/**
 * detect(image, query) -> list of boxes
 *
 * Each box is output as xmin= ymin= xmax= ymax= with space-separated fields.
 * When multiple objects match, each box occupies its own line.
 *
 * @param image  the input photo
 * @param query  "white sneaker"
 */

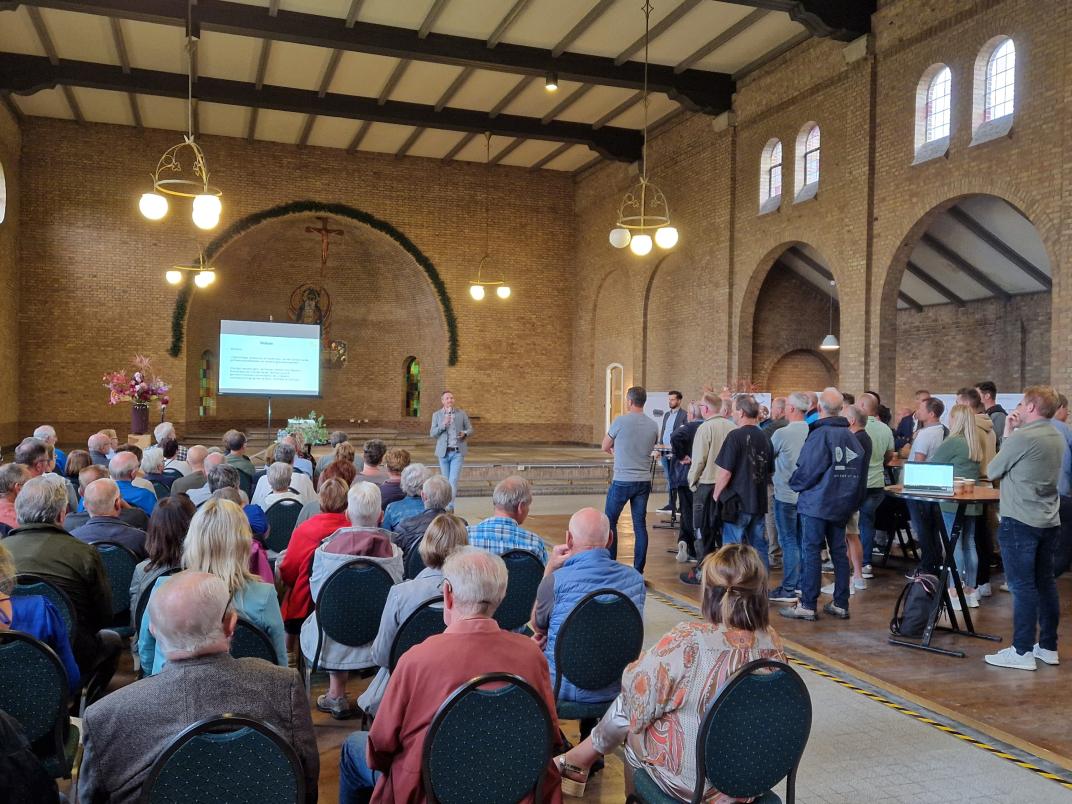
xmin=862 ymin=564 xmax=874 ymax=580
xmin=852 ymin=577 xmax=868 ymax=591
xmin=985 ymin=646 xmax=1037 ymax=671
xmin=965 ymin=590 xmax=980 ymax=608
xmin=977 ymin=583 xmax=992 ymax=598
xmin=821 ymin=582 xmax=855 ymax=596
xmin=1033 ymin=644 xmax=1060 ymax=666
xmin=675 ymin=543 xmax=689 ymax=563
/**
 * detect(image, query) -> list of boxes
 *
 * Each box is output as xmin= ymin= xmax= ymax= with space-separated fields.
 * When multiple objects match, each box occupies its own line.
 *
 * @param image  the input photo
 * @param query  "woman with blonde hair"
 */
xmin=555 ymin=544 xmax=785 ymax=800
xmin=929 ymin=403 xmax=983 ymax=608
xmin=137 ymin=498 xmax=287 ymax=674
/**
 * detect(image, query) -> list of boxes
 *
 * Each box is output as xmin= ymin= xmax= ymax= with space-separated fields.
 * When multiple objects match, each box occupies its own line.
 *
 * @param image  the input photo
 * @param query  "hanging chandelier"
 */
xmin=139 ymin=1 xmax=222 ymax=231
xmin=166 ymin=251 xmax=217 ymax=288
xmin=608 ymin=1 xmax=678 ymax=256
xmin=470 ymin=132 xmax=512 ymax=301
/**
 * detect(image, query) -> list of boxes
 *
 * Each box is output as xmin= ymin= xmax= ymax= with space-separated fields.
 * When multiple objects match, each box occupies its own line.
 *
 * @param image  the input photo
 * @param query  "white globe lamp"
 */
xmin=139 ymin=192 xmax=168 ymax=220
xmin=629 ymin=234 xmax=653 ymax=256
xmin=469 ymin=284 xmax=486 ymax=301
xmin=655 ymin=226 xmax=679 ymax=249
xmin=609 ymin=227 xmax=631 ymax=249
xmin=496 ymin=285 xmax=511 ymax=299
xmin=165 ymin=270 xmax=183 ymax=285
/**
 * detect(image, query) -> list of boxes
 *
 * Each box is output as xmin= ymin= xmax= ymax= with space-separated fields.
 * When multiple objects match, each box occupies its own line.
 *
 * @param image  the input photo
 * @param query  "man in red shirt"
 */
xmin=338 ymin=546 xmax=562 ymax=803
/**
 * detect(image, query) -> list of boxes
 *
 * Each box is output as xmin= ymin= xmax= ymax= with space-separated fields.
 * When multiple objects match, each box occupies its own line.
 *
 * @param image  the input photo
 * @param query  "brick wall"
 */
xmin=0 ymin=105 xmax=18 ymax=446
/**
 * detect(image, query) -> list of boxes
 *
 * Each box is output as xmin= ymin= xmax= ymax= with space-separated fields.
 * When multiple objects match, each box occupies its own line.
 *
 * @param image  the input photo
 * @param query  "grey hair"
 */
xmin=141 ymin=447 xmax=165 ymax=474
xmin=33 ymin=425 xmax=56 ymax=443
xmin=88 ymin=432 xmax=111 ymax=453
xmin=208 ymin=463 xmax=240 ymax=492
xmin=0 ymin=463 xmax=29 ymax=496
xmin=14 ymin=474 xmax=69 ymax=524
xmin=347 ymin=481 xmax=382 ymax=526
xmin=492 ymin=475 xmax=532 ymax=515
xmin=109 ymin=451 xmax=140 ymax=481
xmin=329 ymin=430 xmax=349 ymax=447
xmin=14 ymin=437 xmax=48 ymax=468
xmin=267 ymin=462 xmax=293 ymax=493
xmin=400 ymin=463 xmax=431 ymax=497
xmin=819 ymin=387 xmax=844 ymax=416
xmin=421 ymin=474 xmax=453 ymax=510
xmin=154 ymin=422 xmax=177 ymax=444
xmin=443 ymin=546 xmax=508 ymax=616
xmin=843 ymin=404 xmax=867 ymax=427
xmin=787 ymin=392 xmax=811 ymax=414
xmin=273 ymin=442 xmax=297 ymax=464
xmin=150 ymin=572 xmax=232 ymax=657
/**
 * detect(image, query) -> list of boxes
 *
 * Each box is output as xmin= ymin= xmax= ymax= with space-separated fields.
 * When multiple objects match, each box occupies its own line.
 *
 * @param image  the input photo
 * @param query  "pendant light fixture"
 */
xmin=139 ymin=0 xmax=222 ymax=230
xmin=469 ymin=133 xmax=512 ymax=301
xmin=608 ymin=1 xmax=678 ymax=255
xmin=167 ymin=251 xmax=217 ymax=288
xmin=820 ymin=281 xmax=839 ymax=350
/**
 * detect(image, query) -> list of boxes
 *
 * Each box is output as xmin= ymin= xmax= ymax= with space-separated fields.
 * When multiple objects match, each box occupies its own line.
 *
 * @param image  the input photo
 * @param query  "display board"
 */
xmin=931 ymin=393 xmax=1023 ymax=426
xmin=218 ymin=319 xmax=321 ymax=397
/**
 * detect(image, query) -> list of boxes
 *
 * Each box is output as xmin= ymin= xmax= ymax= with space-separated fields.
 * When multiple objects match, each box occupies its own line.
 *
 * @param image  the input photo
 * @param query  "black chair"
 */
xmin=152 ymin=481 xmax=172 ymax=499
xmin=139 ymin=714 xmax=306 ymax=804
xmin=264 ymin=499 xmax=303 ymax=553
xmin=93 ymin=541 xmax=140 ymax=636
xmin=162 ymin=468 xmax=184 ymax=479
xmin=422 ymin=673 xmax=554 ymax=804
xmin=13 ymin=575 xmax=75 ymax=637
xmin=308 ymin=559 xmax=394 ymax=677
xmin=0 ymin=631 xmax=78 ymax=779
xmin=404 ymin=544 xmax=427 ymax=580
xmin=237 ymin=470 xmax=254 ymax=499
xmin=388 ymin=596 xmax=446 ymax=672
xmin=628 ymin=659 xmax=812 ymax=804
xmin=231 ymin=618 xmax=278 ymax=664
xmin=553 ymin=589 xmax=644 ymax=722
xmin=493 ymin=550 xmax=544 ymax=632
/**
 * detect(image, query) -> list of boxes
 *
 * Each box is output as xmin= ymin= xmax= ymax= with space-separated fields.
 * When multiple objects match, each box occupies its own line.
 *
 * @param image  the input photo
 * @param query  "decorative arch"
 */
xmin=169 ymin=200 xmax=459 ymax=364
xmin=640 ymin=253 xmax=674 ymax=384
xmin=766 ymin=349 xmax=837 ymax=396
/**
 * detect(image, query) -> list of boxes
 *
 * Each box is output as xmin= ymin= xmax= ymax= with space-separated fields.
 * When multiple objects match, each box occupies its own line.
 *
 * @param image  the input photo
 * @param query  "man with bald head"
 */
xmin=71 ymin=478 xmax=148 ymax=559
xmin=65 ymin=465 xmax=150 ymax=532
xmin=77 ymin=571 xmax=319 ymax=804
xmin=169 ymin=445 xmax=209 ymax=498
xmin=531 ymin=507 xmax=646 ymax=732
xmin=108 ymin=452 xmax=156 ymax=516
xmin=87 ymin=432 xmax=112 ymax=466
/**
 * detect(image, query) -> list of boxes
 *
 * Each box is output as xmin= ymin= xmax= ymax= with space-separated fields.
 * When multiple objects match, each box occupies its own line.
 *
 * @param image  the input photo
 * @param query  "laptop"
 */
xmin=902 ymin=462 xmax=955 ymax=496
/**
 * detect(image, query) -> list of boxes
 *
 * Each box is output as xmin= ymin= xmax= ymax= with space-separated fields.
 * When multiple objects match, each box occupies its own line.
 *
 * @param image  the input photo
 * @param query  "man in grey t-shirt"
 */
xmin=602 ymin=386 xmax=659 ymax=572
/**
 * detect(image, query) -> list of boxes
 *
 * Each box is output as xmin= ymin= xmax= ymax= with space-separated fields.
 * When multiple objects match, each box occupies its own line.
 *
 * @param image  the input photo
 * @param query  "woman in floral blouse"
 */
xmin=556 ymin=543 xmax=785 ymax=801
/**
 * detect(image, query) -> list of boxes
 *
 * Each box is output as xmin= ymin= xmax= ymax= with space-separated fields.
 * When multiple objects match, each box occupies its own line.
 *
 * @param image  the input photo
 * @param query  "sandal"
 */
xmin=555 ymin=755 xmax=589 ymax=797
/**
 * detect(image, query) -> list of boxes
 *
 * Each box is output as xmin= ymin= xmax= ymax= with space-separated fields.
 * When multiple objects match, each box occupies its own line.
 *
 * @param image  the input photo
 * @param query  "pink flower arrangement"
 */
xmin=103 ymin=354 xmax=170 ymax=408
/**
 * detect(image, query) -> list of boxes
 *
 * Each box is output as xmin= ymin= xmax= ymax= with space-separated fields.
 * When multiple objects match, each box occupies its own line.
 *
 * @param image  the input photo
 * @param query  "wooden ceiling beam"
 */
xmin=920 ymin=233 xmax=1012 ymax=302
xmin=905 ymin=260 xmax=965 ymax=308
xmin=486 ymin=0 xmax=532 ymax=49
xmin=528 ymin=141 xmax=572 ymax=171
xmin=675 ymin=8 xmax=768 ymax=73
xmin=898 ymin=291 xmax=924 ymax=312
xmin=708 ymin=0 xmax=873 ymax=41
xmin=551 ymin=0 xmax=616 ymax=59
xmin=947 ymin=206 xmax=1052 ymax=291
xmin=616 ymin=0 xmax=702 ymax=65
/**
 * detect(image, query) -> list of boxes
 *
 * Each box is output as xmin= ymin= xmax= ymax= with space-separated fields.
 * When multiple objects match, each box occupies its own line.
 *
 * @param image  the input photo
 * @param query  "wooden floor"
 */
xmin=526 ymin=509 xmax=1072 ymax=772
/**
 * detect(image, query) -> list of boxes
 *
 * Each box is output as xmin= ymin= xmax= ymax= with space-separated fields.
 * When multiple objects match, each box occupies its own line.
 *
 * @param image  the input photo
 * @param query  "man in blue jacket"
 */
xmin=779 ymin=388 xmax=867 ymax=622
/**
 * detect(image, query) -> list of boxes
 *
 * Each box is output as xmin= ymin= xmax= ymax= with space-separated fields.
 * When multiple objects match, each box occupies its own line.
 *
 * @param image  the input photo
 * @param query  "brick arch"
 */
xmin=766 ymin=349 xmax=838 ymax=397
xmin=640 ymin=253 xmax=675 ymax=385
xmin=590 ymin=266 xmax=637 ymax=438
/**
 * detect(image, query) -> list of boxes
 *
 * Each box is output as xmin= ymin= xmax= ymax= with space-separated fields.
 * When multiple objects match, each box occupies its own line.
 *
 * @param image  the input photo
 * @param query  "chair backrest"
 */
xmin=311 ymin=559 xmax=394 ymax=671
xmin=422 ymin=673 xmax=553 ymax=804
xmin=230 ymin=618 xmax=278 ymax=664
xmin=94 ymin=541 xmax=141 ymax=618
xmin=264 ymin=500 xmax=303 ymax=553
xmin=0 ymin=631 xmax=70 ymax=768
xmin=139 ymin=714 xmax=305 ymax=804
xmin=553 ymin=588 xmax=644 ymax=700
xmin=493 ymin=550 xmax=544 ymax=632
xmin=153 ymin=481 xmax=172 ymax=499
xmin=13 ymin=575 xmax=75 ymax=636
xmin=404 ymin=543 xmax=427 ymax=580
xmin=388 ymin=596 xmax=445 ymax=672
xmin=134 ymin=566 xmax=181 ymax=635
xmin=162 ymin=468 xmax=184 ymax=478
xmin=237 ymin=471 xmax=254 ymax=499
xmin=694 ymin=659 xmax=811 ymax=803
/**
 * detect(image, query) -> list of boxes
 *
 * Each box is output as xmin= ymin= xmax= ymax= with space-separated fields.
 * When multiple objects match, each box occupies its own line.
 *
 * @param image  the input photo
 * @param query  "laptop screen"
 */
xmin=903 ymin=462 xmax=954 ymax=490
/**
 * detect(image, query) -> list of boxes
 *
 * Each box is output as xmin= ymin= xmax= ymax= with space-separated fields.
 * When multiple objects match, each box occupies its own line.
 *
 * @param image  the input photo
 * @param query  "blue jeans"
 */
xmin=800 ymin=515 xmax=849 ymax=611
xmin=941 ymin=510 xmax=978 ymax=589
xmin=721 ymin=512 xmax=769 ymax=570
xmin=438 ymin=450 xmax=464 ymax=508
xmin=339 ymin=732 xmax=382 ymax=804
xmin=858 ymin=488 xmax=885 ymax=567
xmin=774 ymin=499 xmax=801 ymax=592
xmin=998 ymin=517 xmax=1060 ymax=654
xmin=605 ymin=480 xmax=652 ymax=572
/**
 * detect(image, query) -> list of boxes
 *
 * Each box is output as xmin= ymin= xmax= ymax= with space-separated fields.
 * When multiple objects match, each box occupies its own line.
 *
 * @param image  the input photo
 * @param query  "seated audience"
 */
xmin=71 ymin=478 xmax=149 ymax=560
xmin=556 ymin=544 xmax=785 ymax=799
xmin=379 ymin=448 xmax=411 ymax=510
xmin=315 ymin=431 xmax=359 ymax=483
xmin=62 ymin=448 xmax=92 ymax=506
xmin=211 ymin=487 xmax=274 ymax=584
xmin=138 ymin=498 xmax=287 ymax=674
xmin=129 ymin=495 xmax=195 ymax=624
xmin=300 ymin=482 xmax=402 ymax=719
xmin=357 ymin=513 xmax=468 ymax=718
xmin=67 ymin=465 xmax=150 ymax=531
xmin=282 ymin=433 xmax=314 ymax=477
xmin=0 ymin=708 xmax=62 ymax=804
xmin=15 ymin=437 xmax=53 ymax=480
xmin=109 ymin=452 xmax=157 ymax=516
xmin=392 ymin=475 xmax=456 ymax=557
xmin=205 ymin=463 xmax=263 ymax=533
xmin=4 ymin=474 xmax=120 ymax=689
xmin=153 ymin=421 xmax=187 ymax=461
xmin=141 ymin=447 xmax=174 ymax=492
xmin=467 ymin=475 xmax=549 ymax=564
xmin=338 ymin=547 xmax=560 ymax=803
xmin=87 ymin=432 xmax=111 ymax=466
xmin=161 ymin=437 xmax=191 ymax=476
xmin=279 ymin=478 xmax=352 ymax=655
xmin=383 ymin=463 xmax=431 ymax=531
xmin=78 ymin=571 xmax=318 ymax=804
xmin=261 ymin=462 xmax=304 ymax=510
xmin=185 ymin=452 xmax=225 ymax=506
xmin=116 ymin=444 xmax=158 ymax=497
xmin=532 ymin=508 xmax=645 ymax=729
xmin=223 ymin=429 xmax=256 ymax=481
xmin=296 ymin=456 xmax=357 ymax=527
xmin=357 ymin=439 xmax=388 ymax=486
xmin=0 ymin=463 xmax=29 ymax=530
xmin=33 ymin=424 xmax=66 ymax=475
xmin=252 ymin=443 xmax=316 ymax=506
xmin=169 ymin=445 xmax=208 ymax=496
xmin=0 ymin=542 xmax=80 ymax=693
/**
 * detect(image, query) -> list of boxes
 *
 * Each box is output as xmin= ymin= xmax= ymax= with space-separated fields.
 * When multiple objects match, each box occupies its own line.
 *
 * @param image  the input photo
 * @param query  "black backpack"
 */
xmin=890 ymin=571 xmax=939 ymax=637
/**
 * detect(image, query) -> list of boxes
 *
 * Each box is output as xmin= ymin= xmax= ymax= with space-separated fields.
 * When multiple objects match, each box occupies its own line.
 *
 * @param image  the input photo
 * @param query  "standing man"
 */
xmin=976 ymin=381 xmax=1008 ymax=449
xmin=683 ymin=393 xmax=736 ymax=583
xmin=769 ymin=392 xmax=810 ymax=603
xmin=909 ymin=397 xmax=946 ymax=462
xmin=670 ymin=402 xmax=703 ymax=562
xmin=983 ymin=387 xmax=1065 ymax=670
xmin=1050 ymin=394 xmax=1072 ymax=577
xmin=895 ymin=390 xmax=931 ymax=452
xmin=761 ymin=398 xmax=788 ymax=435
xmin=858 ymin=393 xmax=895 ymax=578
xmin=430 ymin=391 xmax=472 ymax=506
xmin=603 ymin=386 xmax=659 ymax=573
xmin=711 ymin=396 xmax=773 ymax=565
xmin=656 ymin=391 xmax=686 ymax=514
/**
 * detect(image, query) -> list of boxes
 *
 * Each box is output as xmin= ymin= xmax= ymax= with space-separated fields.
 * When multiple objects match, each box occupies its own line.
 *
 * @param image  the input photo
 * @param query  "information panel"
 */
xmin=218 ymin=320 xmax=321 ymax=397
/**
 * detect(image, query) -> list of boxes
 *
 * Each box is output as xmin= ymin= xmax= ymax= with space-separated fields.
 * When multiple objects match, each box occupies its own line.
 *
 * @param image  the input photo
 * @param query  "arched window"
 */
xmin=759 ymin=139 xmax=782 ymax=213
xmin=199 ymin=350 xmax=217 ymax=417
xmin=0 ymin=158 xmax=6 ymax=225
xmin=403 ymin=356 xmax=421 ymax=417
xmin=924 ymin=66 xmax=952 ymax=142
xmin=794 ymin=123 xmax=820 ymax=202
xmin=984 ymin=38 xmax=1015 ymax=121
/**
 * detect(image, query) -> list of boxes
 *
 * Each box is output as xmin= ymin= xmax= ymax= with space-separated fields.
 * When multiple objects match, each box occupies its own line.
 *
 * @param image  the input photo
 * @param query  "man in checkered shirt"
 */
xmin=466 ymin=475 xmax=548 ymax=564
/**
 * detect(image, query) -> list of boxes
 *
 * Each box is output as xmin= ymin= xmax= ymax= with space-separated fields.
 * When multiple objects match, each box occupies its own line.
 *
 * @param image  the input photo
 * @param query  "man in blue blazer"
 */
xmin=430 ymin=391 xmax=472 ymax=506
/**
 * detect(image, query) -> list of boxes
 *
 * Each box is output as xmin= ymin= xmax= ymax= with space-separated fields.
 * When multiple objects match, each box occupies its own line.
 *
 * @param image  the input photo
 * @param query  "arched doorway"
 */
xmin=882 ymin=194 xmax=1052 ymax=412
xmin=403 ymin=356 xmax=421 ymax=418
xmin=606 ymin=363 xmax=624 ymax=434
xmin=767 ymin=349 xmax=837 ymax=397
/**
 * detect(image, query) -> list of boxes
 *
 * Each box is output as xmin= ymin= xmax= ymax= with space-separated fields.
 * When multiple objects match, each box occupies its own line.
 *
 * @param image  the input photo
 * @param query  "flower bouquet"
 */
xmin=103 ymin=355 xmax=171 ymax=434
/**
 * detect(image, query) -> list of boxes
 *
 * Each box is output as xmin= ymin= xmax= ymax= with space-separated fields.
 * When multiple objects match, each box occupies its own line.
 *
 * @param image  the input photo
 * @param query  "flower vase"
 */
xmin=131 ymin=403 xmax=150 ymax=435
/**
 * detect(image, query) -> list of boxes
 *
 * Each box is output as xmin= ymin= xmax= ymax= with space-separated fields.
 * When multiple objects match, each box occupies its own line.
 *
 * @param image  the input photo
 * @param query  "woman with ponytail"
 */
xmin=555 ymin=544 xmax=785 ymax=801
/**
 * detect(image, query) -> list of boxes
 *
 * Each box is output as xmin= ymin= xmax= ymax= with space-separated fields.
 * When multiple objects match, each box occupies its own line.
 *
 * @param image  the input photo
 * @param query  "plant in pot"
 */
xmin=103 ymin=355 xmax=171 ymax=435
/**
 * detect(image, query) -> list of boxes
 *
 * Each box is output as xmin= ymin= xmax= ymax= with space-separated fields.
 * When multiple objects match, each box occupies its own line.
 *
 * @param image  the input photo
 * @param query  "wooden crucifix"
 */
xmin=305 ymin=216 xmax=344 ymax=277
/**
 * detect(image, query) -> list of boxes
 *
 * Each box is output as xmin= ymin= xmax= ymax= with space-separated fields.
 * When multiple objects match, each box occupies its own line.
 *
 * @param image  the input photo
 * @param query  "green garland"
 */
xmin=168 ymin=200 xmax=459 ymax=364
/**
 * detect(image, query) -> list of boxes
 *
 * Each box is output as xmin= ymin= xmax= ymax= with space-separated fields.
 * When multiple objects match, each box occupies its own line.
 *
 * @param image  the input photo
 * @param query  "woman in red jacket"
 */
xmin=279 ymin=478 xmax=350 ymax=655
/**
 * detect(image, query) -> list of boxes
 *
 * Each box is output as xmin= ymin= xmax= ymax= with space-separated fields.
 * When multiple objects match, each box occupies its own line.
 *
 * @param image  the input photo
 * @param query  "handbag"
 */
xmin=889 ymin=571 xmax=939 ymax=637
